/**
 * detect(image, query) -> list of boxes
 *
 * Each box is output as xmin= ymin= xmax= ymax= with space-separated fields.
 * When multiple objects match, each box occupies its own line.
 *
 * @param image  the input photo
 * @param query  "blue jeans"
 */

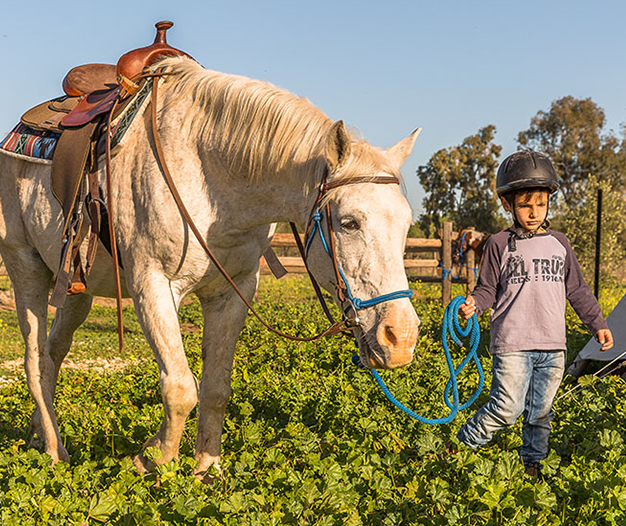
xmin=457 ymin=350 xmax=565 ymax=466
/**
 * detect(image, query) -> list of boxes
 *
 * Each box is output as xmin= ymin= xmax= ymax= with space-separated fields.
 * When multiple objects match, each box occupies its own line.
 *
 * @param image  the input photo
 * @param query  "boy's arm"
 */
xmin=555 ymin=232 xmax=608 ymax=336
xmin=468 ymin=235 xmax=502 ymax=316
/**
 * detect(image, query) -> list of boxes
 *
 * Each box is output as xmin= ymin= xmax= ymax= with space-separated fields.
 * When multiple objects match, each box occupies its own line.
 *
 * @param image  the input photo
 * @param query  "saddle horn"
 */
xmin=116 ymin=20 xmax=193 ymax=86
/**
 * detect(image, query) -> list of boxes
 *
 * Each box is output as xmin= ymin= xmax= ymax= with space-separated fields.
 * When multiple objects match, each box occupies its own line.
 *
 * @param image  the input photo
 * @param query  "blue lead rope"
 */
xmin=353 ymin=295 xmax=484 ymax=425
xmin=305 ymin=207 xmax=481 ymax=423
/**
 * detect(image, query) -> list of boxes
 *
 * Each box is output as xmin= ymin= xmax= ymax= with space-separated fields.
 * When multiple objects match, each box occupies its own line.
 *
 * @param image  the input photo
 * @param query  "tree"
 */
xmin=417 ymin=125 xmax=504 ymax=234
xmin=558 ymin=174 xmax=626 ymax=284
xmin=517 ymin=96 xmax=626 ymax=207
xmin=519 ymin=96 xmax=626 ymax=283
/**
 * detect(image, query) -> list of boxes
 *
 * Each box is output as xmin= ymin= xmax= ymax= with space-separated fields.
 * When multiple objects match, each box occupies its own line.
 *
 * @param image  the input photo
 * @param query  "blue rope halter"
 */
xmin=439 ymin=231 xmax=470 ymax=281
xmin=305 ymin=209 xmax=414 ymax=316
xmin=353 ymin=295 xmax=484 ymax=425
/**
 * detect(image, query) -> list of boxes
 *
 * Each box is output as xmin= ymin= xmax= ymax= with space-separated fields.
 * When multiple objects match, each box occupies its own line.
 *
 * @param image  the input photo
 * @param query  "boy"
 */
xmin=455 ymin=150 xmax=613 ymax=478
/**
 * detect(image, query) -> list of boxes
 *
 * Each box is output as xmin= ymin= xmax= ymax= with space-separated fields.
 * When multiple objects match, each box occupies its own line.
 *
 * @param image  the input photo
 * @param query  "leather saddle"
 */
xmin=28 ymin=21 xmax=192 ymax=308
xmin=61 ymin=20 xmax=192 ymax=127
xmin=21 ymin=21 xmax=191 ymax=134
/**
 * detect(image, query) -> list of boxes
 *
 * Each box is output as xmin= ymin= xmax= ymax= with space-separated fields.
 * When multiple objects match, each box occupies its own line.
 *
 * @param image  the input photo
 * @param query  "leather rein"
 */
xmin=104 ymin=71 xmax=408 ymax=349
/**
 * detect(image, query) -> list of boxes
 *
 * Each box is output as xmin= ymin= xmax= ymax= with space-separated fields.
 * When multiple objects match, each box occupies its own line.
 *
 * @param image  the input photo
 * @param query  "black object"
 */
xmin=496 ymin=151 xmax=559 ymax=197
xmin=594 ymin=188 xmax=603 ymax=298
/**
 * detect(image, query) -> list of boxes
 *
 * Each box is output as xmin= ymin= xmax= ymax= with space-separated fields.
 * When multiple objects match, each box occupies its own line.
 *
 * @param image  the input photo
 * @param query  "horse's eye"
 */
xmin=341 ymin=217 xmax=360 ymax=231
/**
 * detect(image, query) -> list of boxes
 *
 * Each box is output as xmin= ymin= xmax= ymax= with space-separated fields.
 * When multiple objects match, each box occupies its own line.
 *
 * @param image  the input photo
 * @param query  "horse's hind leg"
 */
xmin=129 ymin=273 xmax=199 ymax=471
xmin=1 ymin=246 xmax=70 ymax=462
xmin=193 ymin=272 xmax=259 ymax=482
xmin=29 ymin=293 xmax=93 ymax=449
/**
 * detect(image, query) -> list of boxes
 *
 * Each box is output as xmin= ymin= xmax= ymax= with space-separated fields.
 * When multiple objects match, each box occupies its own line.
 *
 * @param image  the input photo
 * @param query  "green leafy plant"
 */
xmin=0 ymin=277 xmax=624 ymax=525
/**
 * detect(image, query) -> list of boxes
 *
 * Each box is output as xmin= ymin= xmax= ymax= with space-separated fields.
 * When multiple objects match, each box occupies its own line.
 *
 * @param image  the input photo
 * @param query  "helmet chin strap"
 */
xmin=508 ymin=200 xmax=550 ymax=252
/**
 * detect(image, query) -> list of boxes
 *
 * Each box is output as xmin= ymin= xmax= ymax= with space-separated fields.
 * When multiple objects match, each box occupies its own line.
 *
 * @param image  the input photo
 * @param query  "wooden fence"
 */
xmin=262 ymin=221 xmax=481 ymax=305
xmin=0 ymin=222 xmax=481 ymax=306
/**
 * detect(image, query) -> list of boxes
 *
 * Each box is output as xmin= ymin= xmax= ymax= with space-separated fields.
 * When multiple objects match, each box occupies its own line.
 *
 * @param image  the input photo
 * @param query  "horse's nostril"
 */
xmin=375 ymin=305 xmax=419 ymax=368
xmin=384 ymin=325 xmax=398 ymax=347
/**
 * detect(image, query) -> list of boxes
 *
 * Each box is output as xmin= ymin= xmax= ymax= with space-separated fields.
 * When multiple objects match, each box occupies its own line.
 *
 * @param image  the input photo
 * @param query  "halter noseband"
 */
xmin=301 ymin=174 xmax=413 ymax=325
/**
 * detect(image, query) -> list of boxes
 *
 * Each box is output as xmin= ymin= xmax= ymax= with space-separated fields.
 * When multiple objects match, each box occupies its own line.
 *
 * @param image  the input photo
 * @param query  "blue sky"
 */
xmin=2 ymin=1 xmax=625 ymax=217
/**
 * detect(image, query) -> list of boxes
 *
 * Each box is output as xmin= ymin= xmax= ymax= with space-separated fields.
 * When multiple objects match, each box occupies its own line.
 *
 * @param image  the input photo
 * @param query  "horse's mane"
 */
xmin=154 ymin=57 xmax=401 ymax=186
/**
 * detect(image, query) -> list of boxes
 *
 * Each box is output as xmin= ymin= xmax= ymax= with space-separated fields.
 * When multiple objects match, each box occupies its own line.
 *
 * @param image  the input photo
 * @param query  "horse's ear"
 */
xmin=385 ymin=127 xmax=422 ymax=167
xmin=325 ymin=120 xmax=351 ymax=172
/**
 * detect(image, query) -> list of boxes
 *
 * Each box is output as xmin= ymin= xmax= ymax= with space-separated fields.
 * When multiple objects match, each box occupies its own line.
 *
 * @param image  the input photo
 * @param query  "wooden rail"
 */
xmin=0 ymin=223 xmax=481 ymax=306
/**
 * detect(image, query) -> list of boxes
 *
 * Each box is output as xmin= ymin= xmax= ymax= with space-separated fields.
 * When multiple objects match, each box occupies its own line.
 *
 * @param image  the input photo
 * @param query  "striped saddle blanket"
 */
xmin=0 ymin=123 xmax=60 ymax=161
xmin=0 ymin=78 xmax=154 ymax=163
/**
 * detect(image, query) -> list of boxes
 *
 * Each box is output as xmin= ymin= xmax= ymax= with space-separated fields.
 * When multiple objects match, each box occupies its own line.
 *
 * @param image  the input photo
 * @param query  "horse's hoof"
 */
xmin=59 ymin=448 xmax=70 ymax=463
xmin=193 ymin=456 xmax=223 ymax=485
xmin=29 ymin=435 xmax=45 ymax=451
xmin=193 ymin=469 xmax=219 ymax=485
xmin=47 ymin=446 xmax=70 ymax=465
xmin=133 ymin=453 xmax=153 ymax=473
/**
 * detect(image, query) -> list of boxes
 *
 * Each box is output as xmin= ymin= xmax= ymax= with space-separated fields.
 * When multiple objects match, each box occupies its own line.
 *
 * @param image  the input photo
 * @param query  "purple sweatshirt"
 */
xmin=472 ymin=229 xmax=608 ymax=354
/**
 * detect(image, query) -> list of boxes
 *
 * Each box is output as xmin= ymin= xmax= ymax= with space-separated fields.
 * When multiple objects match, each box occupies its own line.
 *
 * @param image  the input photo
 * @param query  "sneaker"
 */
xmin=444 ymin=440 xmax=459 ymax=455
xmin=524 ymin=462 xmax=542 ymax=481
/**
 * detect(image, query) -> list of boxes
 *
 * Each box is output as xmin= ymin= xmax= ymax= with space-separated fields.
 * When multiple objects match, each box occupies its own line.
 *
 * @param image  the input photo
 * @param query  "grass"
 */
xmin=1 ymin=275 xmax=619 ymax=377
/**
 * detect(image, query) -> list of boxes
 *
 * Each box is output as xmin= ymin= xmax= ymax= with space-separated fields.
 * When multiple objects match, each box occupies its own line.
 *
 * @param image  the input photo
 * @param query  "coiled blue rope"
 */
xmin=353 ymin=295 xmax=484 ymax=425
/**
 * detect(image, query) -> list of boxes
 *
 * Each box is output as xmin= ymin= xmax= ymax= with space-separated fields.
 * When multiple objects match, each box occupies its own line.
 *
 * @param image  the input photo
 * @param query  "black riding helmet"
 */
xmin=496 ymin=151 xmax=559 ymax=250
xmin=496 ymin=150 xmax=559 ymax=197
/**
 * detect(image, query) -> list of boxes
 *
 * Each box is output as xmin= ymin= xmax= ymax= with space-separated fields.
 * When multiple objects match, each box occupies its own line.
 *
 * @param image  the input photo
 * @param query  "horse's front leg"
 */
xmin=193 ymin=271 xmax=260 ymax=482
xmin=129 ymin=272 xmax=199 ymax=472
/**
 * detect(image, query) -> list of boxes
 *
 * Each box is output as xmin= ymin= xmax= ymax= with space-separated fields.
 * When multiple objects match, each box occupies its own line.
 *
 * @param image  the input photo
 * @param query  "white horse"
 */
xmin=0 ymin=56 xmax=420 ymax=480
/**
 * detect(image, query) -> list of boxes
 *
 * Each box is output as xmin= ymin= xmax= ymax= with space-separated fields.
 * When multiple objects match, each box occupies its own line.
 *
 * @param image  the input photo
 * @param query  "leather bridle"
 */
xmin=293 ymin=174 xmax=413 ymax=328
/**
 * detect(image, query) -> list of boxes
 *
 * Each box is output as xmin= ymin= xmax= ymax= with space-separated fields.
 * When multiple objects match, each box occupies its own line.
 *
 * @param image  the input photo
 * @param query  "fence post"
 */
xmin=466 ymin=248 xmax=475 ymax=294
xmin=442 ymin=221 xmax=452 ymax=306
xmin=594 ymin=188 xmax=603 ymax=299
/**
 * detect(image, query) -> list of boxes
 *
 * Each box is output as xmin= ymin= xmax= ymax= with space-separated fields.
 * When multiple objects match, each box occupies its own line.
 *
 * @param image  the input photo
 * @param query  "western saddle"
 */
xmin=23 ymin=21 xmax=192 ymax=308
xmin=60 ymin=20 xmax=191 ymax=127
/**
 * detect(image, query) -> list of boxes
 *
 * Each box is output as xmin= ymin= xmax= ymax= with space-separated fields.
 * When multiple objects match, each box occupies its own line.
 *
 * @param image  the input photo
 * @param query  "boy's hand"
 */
xmin=596 ymin=329 xmax=614 ymax=351
xmin=459 ymin=296 xmax=476 ymax=319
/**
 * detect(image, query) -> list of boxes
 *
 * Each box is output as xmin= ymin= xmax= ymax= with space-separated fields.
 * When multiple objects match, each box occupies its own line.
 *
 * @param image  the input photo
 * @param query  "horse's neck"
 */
xmin=194 ymin=141 xmax=323 ymax=231
xmin=201 ymin=153 xmax=324 ymax=232
xmin=204 ymin=169 xmax=320 ymax=232
xmin=142 ymin=83 xmax=326 ymax=232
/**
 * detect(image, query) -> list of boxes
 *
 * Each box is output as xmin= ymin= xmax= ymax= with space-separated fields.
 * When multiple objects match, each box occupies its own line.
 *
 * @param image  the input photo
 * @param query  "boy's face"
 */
xmin=500 ymin=190 xmax=549 ymax=232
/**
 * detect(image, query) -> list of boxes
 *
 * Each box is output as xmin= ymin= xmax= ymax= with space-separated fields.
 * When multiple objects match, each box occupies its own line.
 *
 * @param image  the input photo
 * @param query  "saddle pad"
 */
xmin=0 ymin=123 xmax=60 ymax=161
xmin=96 ymin=77 xmax=154 ymax=155
xmin=109 ymin=77 xmax=154 ymax=148
xmin=21 ymin=96 xmax=80 ymax=133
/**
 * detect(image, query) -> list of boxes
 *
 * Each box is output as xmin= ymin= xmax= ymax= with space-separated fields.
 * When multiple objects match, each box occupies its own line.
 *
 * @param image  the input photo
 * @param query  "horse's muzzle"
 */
xmin=369 ymin=301 xmax=419 ymax=369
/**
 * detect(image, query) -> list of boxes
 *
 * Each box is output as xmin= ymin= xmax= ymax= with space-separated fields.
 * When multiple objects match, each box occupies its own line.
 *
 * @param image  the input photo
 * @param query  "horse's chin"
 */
xmin=354 ymin=330 xmax=389 ymax=370
xmin=362 ymin=352 xmax=385 ymax=369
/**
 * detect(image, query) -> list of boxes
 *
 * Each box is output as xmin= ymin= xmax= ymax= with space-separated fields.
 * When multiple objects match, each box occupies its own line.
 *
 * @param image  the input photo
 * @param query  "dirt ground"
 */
xmin=0 ymin=283 xmax=143 ymax=378
xmin=0 ymin=288 xmax=134 ymax=312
